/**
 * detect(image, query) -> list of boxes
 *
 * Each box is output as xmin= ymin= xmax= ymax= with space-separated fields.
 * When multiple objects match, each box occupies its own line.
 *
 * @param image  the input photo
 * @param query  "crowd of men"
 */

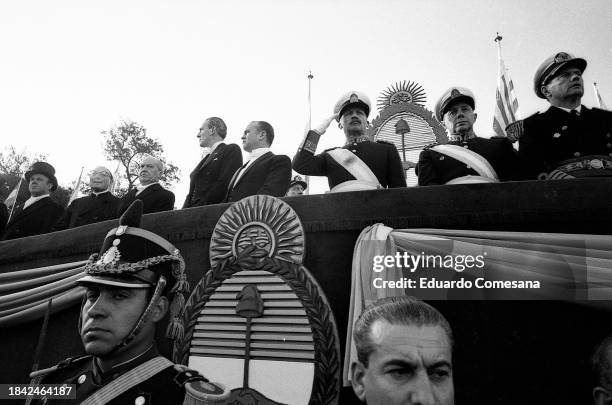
xmin=1 ymin=50 xmax=611 ymax=241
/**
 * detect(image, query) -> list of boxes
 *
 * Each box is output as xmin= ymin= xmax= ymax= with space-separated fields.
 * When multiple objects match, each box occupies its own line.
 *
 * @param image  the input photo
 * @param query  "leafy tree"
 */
xmin=102 ymin=120 xmax=180 ymax=196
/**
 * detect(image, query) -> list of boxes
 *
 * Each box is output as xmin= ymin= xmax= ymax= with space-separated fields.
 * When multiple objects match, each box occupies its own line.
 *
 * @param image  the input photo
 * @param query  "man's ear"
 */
xmin=594 ymin=386 xmax=612 ymax=405
xmin=473 ymin=112 xmax=477 ymax=123
xmin=350 ymin=361 xmax=367 ymax=402
xmin=151 ymin=296 xmax=169 ymax=323
xmin=541 ymin=84 xmax=551 ymax=99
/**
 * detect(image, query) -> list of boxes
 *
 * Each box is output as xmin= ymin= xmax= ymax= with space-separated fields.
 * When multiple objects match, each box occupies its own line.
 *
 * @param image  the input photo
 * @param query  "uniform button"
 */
xmin=607 ymin=133 xmax=611 ymax=138
xmin=463 ymin=145 xmax=469 ymax=149
xmin=351 ymin=150 xmax=357 ymax=153
xmin=135 ymin=396 xmax=146 ymax=405
xmin=607 ymin=143 xmax=612 ymax=149
xmin=561 ymin=126 xmax=568 ymax=131
xmin=466 ymin=165 xmax=471 ymax=169
xmin=78 ymin=374 xmax=87 ymax=384
xmin=574 ymin=152 xmax=581 ymax=157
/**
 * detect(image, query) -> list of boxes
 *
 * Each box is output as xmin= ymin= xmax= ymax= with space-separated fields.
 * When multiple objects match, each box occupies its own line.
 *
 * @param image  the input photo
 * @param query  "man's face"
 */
xmin=197 ymin=119 xmax=214 ymax=148
xmin=89 ymin=169 xmax=111 ymax=193
xmin=138 ymin=158 xmax=161 ymax=185
xmin=443 ymin=102 xmax=476 ymax=136
xmin=543 ymin=66 xmax=584 ymax=103
xmin=242 ymin=122 xmax=262 ymax=152
xmin=28 ymin=174 xmax=53 ymax=197
xmin=341 ymin=107 xmax=368 ymax=136
xmin=81 ymin=285 xmax=151 ymax=357
xmin=352 ymin=321 xmax=454 ymax=405
xmin=287 ymin=184 xmax=304 ymax=196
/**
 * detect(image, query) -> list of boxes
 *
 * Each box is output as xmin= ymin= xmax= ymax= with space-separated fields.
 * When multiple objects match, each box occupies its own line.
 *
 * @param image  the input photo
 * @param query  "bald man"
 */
xmin=53 ymin=166 xmax=119 ymax=231
xmin=117 ymin=156 xmax=175 ymax=215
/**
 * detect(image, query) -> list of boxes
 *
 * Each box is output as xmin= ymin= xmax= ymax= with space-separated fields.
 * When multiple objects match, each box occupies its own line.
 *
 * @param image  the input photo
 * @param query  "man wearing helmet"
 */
xmin=29 ymin=201 xmax=228 ymax=404
xmin=509 ymin=52 xmax=612 ymax=179
xmin=416 ymin=87 xmax=518 ymax=185
xmin=292 ymin=91 xmax=406 ymax=192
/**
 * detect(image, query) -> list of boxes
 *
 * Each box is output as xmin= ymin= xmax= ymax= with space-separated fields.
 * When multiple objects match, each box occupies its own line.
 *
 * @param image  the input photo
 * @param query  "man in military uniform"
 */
xmin=286 ymin=175 xmax=307 ymax=196
xmin=416 ymin=87 xmax=519 ymax=185
xmin=292 ymin=91 xmax=406 ymax=192
xmin=30 ymin=201 xmax=228 ymax=404
xmin=53 ymin=166 xmax=119 ymax=231
xmin=509 ymin=52 xmax=612 ymax=179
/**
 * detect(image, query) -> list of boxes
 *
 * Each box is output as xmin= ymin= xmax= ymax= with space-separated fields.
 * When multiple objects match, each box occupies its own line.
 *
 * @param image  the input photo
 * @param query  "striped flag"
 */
xmin=492 ymin=34 xmax=520 ymax=138
xmin=110 ymin=162 xmax=121 ymax=194
xmin=4 ymin=177 xmax=24 ymax=208
xmin=67 ymin=166 xmax=84 ymax=206
xmin=593 ymin=82 xmax=608 ymax=110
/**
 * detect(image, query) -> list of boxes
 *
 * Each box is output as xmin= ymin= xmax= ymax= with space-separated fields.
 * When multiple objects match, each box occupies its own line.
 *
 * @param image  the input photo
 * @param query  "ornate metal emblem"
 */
xmin=555 ymin=52 xmax=570 ymax=62
xmin=377 ymin=80 xmax=426 ymax=110
xmin=176 ymin=196 xmax=341 ymax=405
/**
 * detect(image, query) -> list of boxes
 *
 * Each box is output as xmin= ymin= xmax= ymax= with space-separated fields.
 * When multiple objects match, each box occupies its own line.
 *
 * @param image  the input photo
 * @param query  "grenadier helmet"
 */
xmin=533 ymin=52 xmax=587 ymax=99
xmin=333 ymin=91 xmax=372 ymax=120
xmin=77 ymin=200 xmax=190 ymax=348
xmin=25 ymin=161 xmax=58 ymax=192
xmin=435 ymin=87 xmax=476 ymax=121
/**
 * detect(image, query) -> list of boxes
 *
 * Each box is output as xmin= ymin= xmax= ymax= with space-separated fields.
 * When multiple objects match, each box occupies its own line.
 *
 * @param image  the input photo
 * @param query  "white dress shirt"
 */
xmin=23 ymin=194 xmax=50 ymax=210
xmin=234 ymin=147 xmax=270 ymax=184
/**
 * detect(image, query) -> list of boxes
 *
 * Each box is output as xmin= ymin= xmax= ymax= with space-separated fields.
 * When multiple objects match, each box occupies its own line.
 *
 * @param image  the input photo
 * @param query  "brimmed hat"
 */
xmin=25 ymin=162 xmax=58 ymax=192
xmin=334 ymin=91 xmax=372 ymax=120
xmin=288 ymin=175 xmax=307 ymax=190
xmin=435 ymin=87 xmax=476 ymax=121
xmin=534 ymin=52 xmax=587 ymax=99
xmin=78 ymin=200 xmax=189 ymax=340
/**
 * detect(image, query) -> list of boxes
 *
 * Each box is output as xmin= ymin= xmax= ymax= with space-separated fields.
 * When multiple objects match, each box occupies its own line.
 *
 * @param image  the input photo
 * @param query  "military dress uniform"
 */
xmin=30 ymin=347 xmax=223 ymax=405
xmin=417 ymin=136 xmax=519 ymax=185
xmin=28 ymin=200 xmax=228 ymax=405
xmin=293 ymin=132 xmax=407 ymax=190
xmin=514 ymin=106 xmax=612 ymax=179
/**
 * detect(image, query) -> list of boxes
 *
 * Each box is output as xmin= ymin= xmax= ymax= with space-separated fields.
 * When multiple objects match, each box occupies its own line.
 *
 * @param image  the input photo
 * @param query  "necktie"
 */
xmin=570 ymin=109 xmax=580 ymax=117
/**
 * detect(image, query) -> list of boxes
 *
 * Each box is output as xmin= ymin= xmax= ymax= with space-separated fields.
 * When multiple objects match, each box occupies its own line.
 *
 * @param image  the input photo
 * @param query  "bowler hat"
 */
xmin=25 ymin=162 xmax=58 ymax=192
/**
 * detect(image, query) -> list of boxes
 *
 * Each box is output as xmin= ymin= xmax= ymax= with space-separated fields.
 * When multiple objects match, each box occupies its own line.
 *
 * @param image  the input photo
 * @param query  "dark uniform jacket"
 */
xmin=31 ymin=347 xmax=204 ymax=405
xmin=225 ymin=152 xmax=291 ymax=203
xmin=117 ymin=183 xmax=175 ymax=216
xmin=517 ymin=106 xmax=612 ymax=179
xmin=292 ymin=130 xmax=407 ymax=189
xmin=0 ymin=203 xmax=8 ymax=236
xmin=183 ymin=143 xmax=243 ymax=208
xmin=53 ymin=192 xmax=119 ymax=231
xmin=416 ymin=136 xmax=519 ymax=185
xmin=1 ymin=196 xmax=64 ymax=240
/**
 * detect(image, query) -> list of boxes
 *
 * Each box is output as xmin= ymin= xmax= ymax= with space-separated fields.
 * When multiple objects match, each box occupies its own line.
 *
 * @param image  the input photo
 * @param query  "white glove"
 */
xmin=312 ymin=114 xmax=339 ymax=135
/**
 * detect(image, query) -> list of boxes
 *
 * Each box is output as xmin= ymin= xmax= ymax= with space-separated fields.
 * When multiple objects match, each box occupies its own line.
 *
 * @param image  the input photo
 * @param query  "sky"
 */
xmin=1 ymin=0 xmax=611 ymax=200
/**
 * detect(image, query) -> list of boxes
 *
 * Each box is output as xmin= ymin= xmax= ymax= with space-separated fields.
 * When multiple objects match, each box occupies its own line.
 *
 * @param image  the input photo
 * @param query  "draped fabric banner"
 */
xmin=0 ymin=261 xmax=87 ymax=328
xmin=343 ymin=226 xmax=612 ymax=386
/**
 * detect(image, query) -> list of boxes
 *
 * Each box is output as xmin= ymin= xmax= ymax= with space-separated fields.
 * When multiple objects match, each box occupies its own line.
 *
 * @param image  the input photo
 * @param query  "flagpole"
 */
xmin=68 ymin=166 xmax=84 ymax=206
xmin=305 ymin=70 xmax=314 ymax=195
xmin=593 ymin=82 xmax=608 ymax=110
xmin=494 ymin=32 xmax=502 ymax=58
xmin=6 ymin=176 xmax=23 ymax=223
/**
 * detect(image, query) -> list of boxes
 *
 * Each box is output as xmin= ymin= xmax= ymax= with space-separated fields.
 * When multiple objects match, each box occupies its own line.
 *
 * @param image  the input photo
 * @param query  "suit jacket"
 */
xmin=53 ymin=192 xmax=119 ymax=231
xmin=518 ymin=106 xmax=612 ymax=179
xmin=292 ymin=131 xmax=407 ymax=189
xmin=2 ymin=196 xmax=64 ymax=240
xmin=117 ymin=183 xmax=175 ymax=216
xmin=0 ymin=203 xmax=7 ymax=237
xmin=416 ymin=137 xmax=519 ymax=185
xmin=183 ymin=143 xmax=243 ymax=208
xmin=225 ymin=152 xmax=291 ymax=203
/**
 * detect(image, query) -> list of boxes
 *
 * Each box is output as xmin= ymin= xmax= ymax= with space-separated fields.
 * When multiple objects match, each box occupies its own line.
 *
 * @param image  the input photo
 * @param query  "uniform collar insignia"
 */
xmin=344 ymin=135 xmax=370 ymax=146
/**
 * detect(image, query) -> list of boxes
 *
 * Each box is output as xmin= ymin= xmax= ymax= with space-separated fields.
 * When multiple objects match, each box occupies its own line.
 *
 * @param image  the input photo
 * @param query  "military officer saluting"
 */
xmin=509 ymin=52 xmax=612 ymax=179
xmin=292 ymin=91 xmax=406 ymax=192
xmin=416 ymin=87 xmax=518 ymax=185
xmin=29 ymin=201 xmax=228 ymax=404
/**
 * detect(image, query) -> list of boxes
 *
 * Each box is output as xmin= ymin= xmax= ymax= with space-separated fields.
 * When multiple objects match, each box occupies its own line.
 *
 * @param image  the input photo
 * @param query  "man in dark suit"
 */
xmin=183 ymin=117 xmax=243 ymax=208
xmin=416 ymin=87 xmax=519 ymax=185
xmin=2 ymin=161 xmax=64 ymax=240
xmin=225 ymin=121 xmax=291 ymax=203
xmin=509 ymin=52 xmax=612 ymax=179
xmin=118 ymin=156 xmax=175 ymax=215
xmin=53 ymin=166 xmax=119 ymax=231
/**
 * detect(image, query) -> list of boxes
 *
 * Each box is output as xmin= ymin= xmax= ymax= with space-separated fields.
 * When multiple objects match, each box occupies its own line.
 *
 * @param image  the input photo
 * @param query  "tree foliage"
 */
xmin=102 ymin=120 xmax=180 ymax=196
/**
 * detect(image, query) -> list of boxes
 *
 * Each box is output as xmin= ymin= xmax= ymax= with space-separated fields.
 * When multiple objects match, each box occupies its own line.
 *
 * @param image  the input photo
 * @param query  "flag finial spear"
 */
xmin=494 ymin=32 xmax=503 ymax=42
